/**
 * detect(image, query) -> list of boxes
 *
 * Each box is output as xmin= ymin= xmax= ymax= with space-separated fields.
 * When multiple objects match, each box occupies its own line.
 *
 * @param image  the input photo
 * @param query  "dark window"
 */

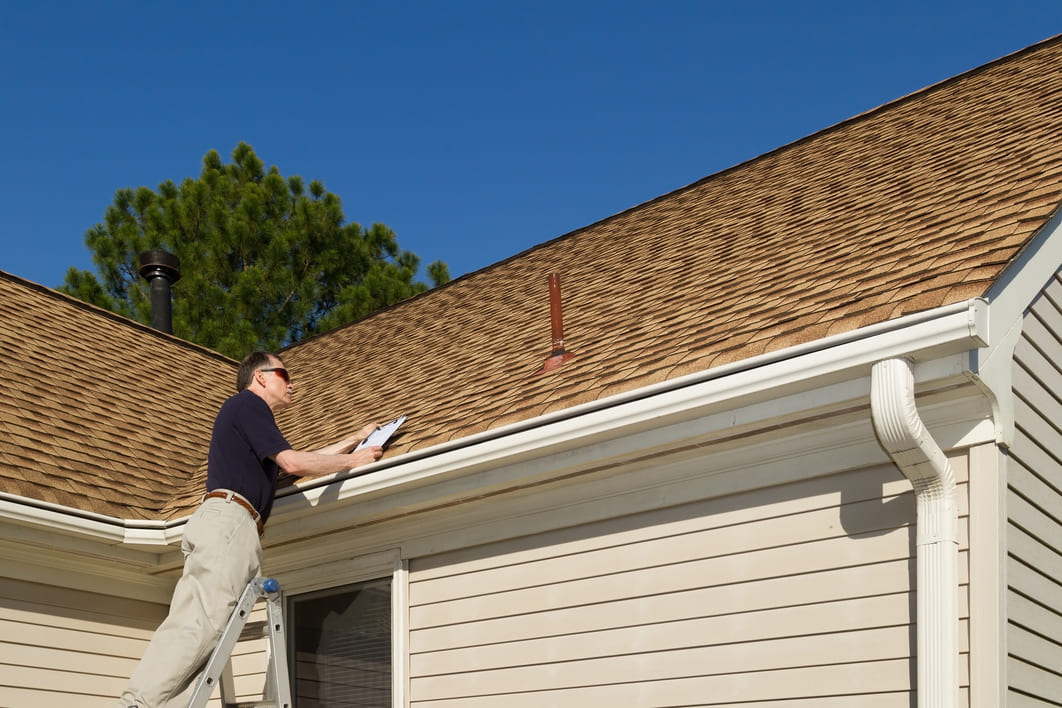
xmin=289 ymin=577 xmax=392 ymax=707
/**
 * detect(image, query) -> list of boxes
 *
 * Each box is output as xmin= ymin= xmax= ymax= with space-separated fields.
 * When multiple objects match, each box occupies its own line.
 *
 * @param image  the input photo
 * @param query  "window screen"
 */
xmin=289 ymin=577 xmax=392 ymax=708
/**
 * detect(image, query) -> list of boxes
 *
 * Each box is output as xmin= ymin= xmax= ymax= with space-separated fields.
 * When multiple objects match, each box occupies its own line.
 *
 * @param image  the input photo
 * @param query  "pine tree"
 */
xmin=60 ymin=142 xmax=449 ymax=358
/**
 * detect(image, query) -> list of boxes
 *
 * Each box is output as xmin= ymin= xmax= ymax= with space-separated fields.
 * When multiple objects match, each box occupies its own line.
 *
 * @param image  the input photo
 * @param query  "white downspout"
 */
xmin=871 ymin=357 xmax=958 ymax=708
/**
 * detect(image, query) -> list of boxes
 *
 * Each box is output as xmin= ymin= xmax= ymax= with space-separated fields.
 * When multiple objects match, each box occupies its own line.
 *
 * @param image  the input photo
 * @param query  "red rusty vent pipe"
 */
xmin=538 ymin=273 xmax=574 ymax=374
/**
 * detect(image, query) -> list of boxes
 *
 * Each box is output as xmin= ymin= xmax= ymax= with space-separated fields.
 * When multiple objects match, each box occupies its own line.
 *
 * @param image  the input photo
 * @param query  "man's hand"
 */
xmin=350 ymin=445 xmax=384 ymax=468
xmin=356 ymin=422 xmax=381 ymax=442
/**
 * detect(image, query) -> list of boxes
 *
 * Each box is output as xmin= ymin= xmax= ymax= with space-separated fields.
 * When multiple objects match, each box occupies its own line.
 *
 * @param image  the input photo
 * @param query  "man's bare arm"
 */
xmin=273 ymin=444 xmax=382 ymax=478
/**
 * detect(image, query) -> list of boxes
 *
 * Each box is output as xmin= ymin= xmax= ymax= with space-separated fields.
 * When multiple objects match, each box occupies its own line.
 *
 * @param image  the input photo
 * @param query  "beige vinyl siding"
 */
xmin=1008 ymin=271 xmax=1062 ymax=704
xmin=0 ymin=575 xmax=272 ymax=707
xmin=408 ymin=460 xmax=972 ymax=706
xmin=0 ymin=577 xmax=166 ymax=708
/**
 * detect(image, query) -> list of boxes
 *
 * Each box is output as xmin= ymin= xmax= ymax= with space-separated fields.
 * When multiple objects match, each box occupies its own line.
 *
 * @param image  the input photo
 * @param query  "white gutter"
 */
xmin=2 ymin=299 xmax=992 ymax=552
xmin=0 ymin=490 xmax=180 ymax=546
xmin=286 ymin=298 xmax=989 ymax=506
xmin=871 ymin=357 xmax=958 ymax=708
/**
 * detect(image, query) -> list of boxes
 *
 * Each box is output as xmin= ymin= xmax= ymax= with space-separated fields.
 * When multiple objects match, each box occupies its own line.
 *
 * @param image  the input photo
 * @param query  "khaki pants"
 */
xmin=118 ymin=496 xmax=263 ymax=708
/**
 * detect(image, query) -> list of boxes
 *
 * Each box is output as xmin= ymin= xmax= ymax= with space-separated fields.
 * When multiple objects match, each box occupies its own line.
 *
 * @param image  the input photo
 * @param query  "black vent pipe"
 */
xmin=138 ymin=249 xmax=181 ymax=334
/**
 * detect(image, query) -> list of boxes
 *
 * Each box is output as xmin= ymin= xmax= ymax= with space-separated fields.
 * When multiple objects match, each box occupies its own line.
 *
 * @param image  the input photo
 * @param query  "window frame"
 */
xmin=279 ymin=549 xmax=408 ymax=707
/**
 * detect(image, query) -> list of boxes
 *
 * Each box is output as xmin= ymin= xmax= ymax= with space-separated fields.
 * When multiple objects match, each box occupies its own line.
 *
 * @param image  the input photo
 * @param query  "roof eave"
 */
xmin=0 ymin=298 xmax=995 ymax=562
xmin=263 ymin=298 xmax=992 ymax=542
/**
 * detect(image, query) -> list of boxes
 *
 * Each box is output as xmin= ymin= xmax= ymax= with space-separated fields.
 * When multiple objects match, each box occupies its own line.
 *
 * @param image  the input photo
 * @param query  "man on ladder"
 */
xmin=118 ymin=351 xmax=384 ymax=708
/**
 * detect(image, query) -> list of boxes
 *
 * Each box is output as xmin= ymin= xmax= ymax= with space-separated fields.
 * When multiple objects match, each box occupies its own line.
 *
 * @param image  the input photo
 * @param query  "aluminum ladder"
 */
xmin=188 ymin=577 xmax=292 ymax=708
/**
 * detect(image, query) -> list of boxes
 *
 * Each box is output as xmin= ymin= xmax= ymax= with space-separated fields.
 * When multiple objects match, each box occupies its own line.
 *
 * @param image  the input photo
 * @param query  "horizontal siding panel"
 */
xmin=0 ymin=578 xmax=169 ymax=707
xmin=412 ymin=559 xmax=914 ymax=652
xmin=406 ymin=462 xmax=975 ymax=706
xmin=0 ymin=604 xmax=158 ymax=640
xmin=1012 ymin=397 xmax=1062 ymax=469
xmin=1010 ymin=592 xmax=1062 ymax=644
xmin=1013 ymin=339 xmax=1062 ymax=409
xmin=1008 ymin=429 xmax=1062 ymax=497
xmin=412 ymin=625 xmax=917 ymax=700
xmin=410 ymin=658 xmax=919 ymax=707
xmin=1038 ymin=272 xmax=1062 ymax=304
xmin=1010 ymin=625 xmax=1062 ymax=679
xmin=0 ymin=686 xmax=122 ymax=708
xmin=412 ymin=593 xmax=914 ymax=675
xmin=1009 ymin=523 xmax=1062 ymax=581
xmin=1009 ymin=655 xmax=1062 ymax=705
xmin=411 ymin=493 xmax=916 ymax=607
xmin=413 ymin=530 xmax=907 ymax=626
xmin=0 ymin=641 xmax=131 ymax=679
xmin=1008 ymin=458 xmax=1062 ymax=525
xmin=0 ymin=618 xmax=147 ymax=660
xmin=662 ymin=695 xmax=942 ymax=708
xmin=1007 ymin=692 xmax=1062 ymax=708
xmin=0 ymin=578 xmax=163 ymax=625
xmin=412 ymin=530 xmax=975 ymax=629
xmin=1021 ymin=300 xmax=1062 ymax=357
xmin=411 ymin=464 xmax=913 ymax=580
xmin=0 ymin=664 xmax=121 ymax=697
xmin=1027 ymin=288 xmax=1062 ymax=342
xmin=1008 ymin=557 xmax=1062 ymax=609
xmin=1013 ymin=365 xmax=1062 ymax=427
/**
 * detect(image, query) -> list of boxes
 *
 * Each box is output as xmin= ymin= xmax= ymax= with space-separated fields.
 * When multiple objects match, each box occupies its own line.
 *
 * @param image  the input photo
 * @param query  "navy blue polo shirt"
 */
xmin=206 ymin=389 xmax=293 ymax=524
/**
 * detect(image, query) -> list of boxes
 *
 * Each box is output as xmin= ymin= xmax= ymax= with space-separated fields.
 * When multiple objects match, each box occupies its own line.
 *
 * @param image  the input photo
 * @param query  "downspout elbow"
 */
xmin=871 ymin=357 xmax=958 ymax=708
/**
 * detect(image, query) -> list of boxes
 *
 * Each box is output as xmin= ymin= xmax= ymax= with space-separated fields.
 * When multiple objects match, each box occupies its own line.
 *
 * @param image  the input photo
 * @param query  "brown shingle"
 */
xmin=0 ymin=275 xmax=234 ymax=518
xmin=7 ymin=36 xmax=1062 ymax=521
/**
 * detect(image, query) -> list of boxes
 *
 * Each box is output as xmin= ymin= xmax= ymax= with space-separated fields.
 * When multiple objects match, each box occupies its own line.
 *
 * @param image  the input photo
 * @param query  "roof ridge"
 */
xmin=288 ymin=33 xmax=1062 ymax=355
xmin=459 ymin=32 xmax=1062 ymax=274
xmin=0 ymin=269 xmax=236 ymax=365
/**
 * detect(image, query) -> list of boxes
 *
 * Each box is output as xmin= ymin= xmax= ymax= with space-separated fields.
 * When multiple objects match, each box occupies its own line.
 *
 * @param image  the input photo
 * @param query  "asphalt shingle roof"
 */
xmin=0 ymin=277 xmax=235 ymax=518
xmin=4 ymin=34 xmax=1062 ymax=521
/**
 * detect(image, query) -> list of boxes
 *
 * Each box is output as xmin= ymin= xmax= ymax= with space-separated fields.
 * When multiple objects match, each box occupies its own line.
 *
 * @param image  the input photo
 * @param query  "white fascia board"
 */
xmin=3 ymin=298 xmax=993 ymax=551
xmin=982 ymin=207 xmax=1062 ymax=345
xmin=0 ymin=491 xmax=182 ymax=549
xmin=970 ymin=208 xmax=1062 ymax=446
xmin=272 ymin=299 xmax=991 ymax=533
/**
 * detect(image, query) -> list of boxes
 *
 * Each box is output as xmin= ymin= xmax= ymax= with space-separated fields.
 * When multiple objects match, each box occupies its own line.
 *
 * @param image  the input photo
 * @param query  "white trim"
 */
xmin=273 ymin=300 xmax=989 ymax=530
xmin=983 ymin=206 xmax=1062 ymax=345
xmin=394 ymin=556 xmax=410 ymax=708
xmin=275 ymin=548 xmax=400 ymax=596
xmin=0 ymin=492 xmax=181 ymax=548
xmin=970 ymin=209 xmax=1062 ymax=447
xmin=274 ymin=550 xmax=408 ymax=708
xmin=966 ymin=442 xmax=1007 ymax=708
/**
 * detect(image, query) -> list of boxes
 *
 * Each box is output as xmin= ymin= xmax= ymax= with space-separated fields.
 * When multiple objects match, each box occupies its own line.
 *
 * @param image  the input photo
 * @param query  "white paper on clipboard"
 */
xmin=355 ymin=415 xmax=407 ymax=450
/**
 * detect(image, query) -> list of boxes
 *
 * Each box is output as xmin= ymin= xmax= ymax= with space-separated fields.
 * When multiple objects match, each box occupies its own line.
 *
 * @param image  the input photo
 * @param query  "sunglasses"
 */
xmin=260 ymin=367 xmax=290 ymax=383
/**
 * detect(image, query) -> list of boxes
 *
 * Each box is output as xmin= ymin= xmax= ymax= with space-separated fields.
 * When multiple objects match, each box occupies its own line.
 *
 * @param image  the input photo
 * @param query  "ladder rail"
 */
xmin=187 ymin=577 xmax=291 ymax=708
xmin=263 ymin=587 xmax=293 ymax=708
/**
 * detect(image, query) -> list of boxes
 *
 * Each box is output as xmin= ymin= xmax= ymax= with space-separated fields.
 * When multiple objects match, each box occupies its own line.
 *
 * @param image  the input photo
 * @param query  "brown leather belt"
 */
xmin=203 ymin=490 xmax=264 ymax=536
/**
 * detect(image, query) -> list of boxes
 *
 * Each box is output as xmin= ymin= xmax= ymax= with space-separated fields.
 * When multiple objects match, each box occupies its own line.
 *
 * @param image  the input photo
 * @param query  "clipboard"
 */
xmin=355 ymin=415 xmax=407 ymax=451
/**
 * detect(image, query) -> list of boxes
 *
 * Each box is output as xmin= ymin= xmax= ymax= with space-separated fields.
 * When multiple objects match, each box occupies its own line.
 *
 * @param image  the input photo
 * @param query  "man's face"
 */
xmin=258 ymin=358 xmax=293 ymax=410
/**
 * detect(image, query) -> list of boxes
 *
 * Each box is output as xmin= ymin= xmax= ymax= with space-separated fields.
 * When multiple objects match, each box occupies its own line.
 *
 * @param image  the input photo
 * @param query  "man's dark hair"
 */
xmin=237 ymin=351 xmax=278 ymax=392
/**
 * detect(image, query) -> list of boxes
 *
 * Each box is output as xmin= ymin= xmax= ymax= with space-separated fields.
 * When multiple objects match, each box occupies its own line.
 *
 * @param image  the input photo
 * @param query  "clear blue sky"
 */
xmin=3 ymin=1 xmax=1061 ymax=289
